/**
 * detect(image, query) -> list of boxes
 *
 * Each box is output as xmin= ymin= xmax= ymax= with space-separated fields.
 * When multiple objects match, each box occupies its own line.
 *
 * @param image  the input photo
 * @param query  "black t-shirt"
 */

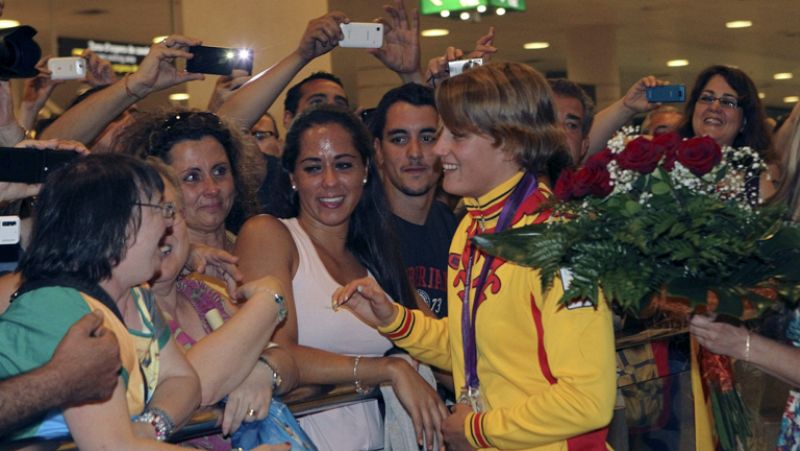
xmin=391 ymin=201 xmax=457 ymax=318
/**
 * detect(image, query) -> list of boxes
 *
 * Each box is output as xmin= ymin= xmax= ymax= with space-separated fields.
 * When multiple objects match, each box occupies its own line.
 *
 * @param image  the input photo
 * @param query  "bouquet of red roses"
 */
xmin=473 ymin=131 xmax=800 ymax=450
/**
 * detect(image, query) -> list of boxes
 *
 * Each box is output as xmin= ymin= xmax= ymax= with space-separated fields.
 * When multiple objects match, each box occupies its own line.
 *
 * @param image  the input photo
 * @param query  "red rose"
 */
xmin=676 ymin=136 xmax=722 ymax=176
xmin=616 ymin=136 xmax=663 ymax=174
xmin=653 ymin=132 xmax=682 ymax=171
xmin=573 ymin=160 xmax=612 ymax=198
xmin=554 ymin=169 xmax=576 ymax=201
xmin=586 ymin=147 xmax=614 ymax=167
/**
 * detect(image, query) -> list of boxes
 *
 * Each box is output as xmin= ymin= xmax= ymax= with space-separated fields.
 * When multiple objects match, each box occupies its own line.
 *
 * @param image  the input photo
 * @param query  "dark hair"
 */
xmin=547 ymin=78 xmax=595 ymax=136
xmin=117 ymin=109 xmax=258 ymax=232
xmin=282 ymin=105 xmax=417 ymax=309
xmin=283 ymin=72 xmax=345 ymax=117
xmin=679 ymin=65 xmax=774 ymax=160
xmin=20 ymin=154 xmax=164 ymax=284
xmin=369 ymin=83 xmax=436 ymax=140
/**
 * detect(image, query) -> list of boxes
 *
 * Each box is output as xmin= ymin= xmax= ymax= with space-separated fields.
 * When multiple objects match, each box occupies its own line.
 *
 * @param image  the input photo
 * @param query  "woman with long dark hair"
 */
xmin=235 ymin=105 xmax=446 ymax=451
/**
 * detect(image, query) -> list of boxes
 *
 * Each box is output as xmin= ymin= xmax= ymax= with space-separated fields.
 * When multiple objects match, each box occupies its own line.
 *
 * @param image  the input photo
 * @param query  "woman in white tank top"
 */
xmin=235 ymin=105 xmax=447 ymax=451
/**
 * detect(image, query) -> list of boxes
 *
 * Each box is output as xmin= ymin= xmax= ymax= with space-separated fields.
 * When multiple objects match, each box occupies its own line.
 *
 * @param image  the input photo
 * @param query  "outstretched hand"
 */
xmin=368 ymin=0 xmax=420 ymax=76
xmin=332 ymin=277 xmax=399 ymax=328
xmin=127 ymin=35 xmax=205 ymax=98
xmin=689 ymin=313 xmax=749 ymax=360
xmin=622 ymin=75 xmax=667 ymax=114
xmin=296 ymin=11 xmax=349 ymax=63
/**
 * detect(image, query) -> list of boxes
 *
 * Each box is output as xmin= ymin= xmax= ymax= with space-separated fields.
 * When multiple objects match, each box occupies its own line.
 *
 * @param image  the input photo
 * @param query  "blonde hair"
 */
xmin=436 ymin=62 xmax=570 ymax=177
xmin=772 ymin=118 xmax=800 ymax=221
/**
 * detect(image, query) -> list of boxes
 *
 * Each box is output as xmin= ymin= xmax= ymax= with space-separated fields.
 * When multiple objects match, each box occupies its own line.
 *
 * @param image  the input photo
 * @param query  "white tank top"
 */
xmin=281 ymin=217 xmax=392 ymax=357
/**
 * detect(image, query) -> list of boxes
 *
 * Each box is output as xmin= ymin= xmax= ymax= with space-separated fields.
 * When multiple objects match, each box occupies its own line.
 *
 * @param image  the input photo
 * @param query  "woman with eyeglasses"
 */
xmin=0 ymin=154 xmax=203 ymax=449
xmin=677 ymin=65 xmax=778 ymax=200
xmin=235 ymin=105 xmax=447 ymax=451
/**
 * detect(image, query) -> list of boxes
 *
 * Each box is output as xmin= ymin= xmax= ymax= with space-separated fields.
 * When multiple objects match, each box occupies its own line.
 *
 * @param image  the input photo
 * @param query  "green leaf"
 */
xmin=651 ymin=182 xmax=671 ymax=195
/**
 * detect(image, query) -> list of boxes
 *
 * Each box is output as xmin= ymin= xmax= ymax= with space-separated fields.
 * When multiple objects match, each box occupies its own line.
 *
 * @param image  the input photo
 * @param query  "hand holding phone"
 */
xmin=186 ymin=45 xmax=254 ymax=76
xmin=339 ymin=23 xmax=383 ymax=48
xmin=646 ymin=85 xmax=685 ymax=103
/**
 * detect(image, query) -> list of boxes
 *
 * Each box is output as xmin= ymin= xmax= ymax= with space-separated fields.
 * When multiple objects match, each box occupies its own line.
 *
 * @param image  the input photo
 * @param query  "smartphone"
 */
xmin=646 ymin=85 xmax=685 ymax=103
xmin=339 ymin=23 xmax=383 ymax=48
xmin=0 ymin=147 xmax=80 ymax=184
xmin=186 ymin=45 xmax=254 ymax=76
xmin=448 ymin=58 xmax=483 ymax=76
xmin=47 ymin=57 xmax=87 ymax=80
xmin=0 ymin=216 xmax=20 ymax=245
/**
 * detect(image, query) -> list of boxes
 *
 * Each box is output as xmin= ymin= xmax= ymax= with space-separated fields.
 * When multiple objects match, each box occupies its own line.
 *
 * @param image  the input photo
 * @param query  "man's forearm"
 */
xmin=0 ymin=363 xmax=66 ymax=435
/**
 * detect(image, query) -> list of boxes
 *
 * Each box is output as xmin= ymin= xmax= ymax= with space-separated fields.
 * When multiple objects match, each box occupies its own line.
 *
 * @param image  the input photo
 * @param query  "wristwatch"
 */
xmin=258 ymin=355 xmax=282 ymax=392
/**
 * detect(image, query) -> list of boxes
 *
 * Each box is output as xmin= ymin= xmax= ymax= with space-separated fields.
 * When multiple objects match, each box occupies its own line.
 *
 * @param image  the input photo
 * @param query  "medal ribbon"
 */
xmin=461 ymin=172 xmax=538 ymax=391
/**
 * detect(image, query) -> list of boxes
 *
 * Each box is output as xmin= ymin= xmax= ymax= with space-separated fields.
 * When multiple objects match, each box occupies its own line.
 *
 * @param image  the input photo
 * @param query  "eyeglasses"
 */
xmin=698 ymin=93 xmax=740 ymax=110
xmin=136 ymin=201 xmax=176 ymax=220
xmin=251 ymin=130 xmax=278 ymax=141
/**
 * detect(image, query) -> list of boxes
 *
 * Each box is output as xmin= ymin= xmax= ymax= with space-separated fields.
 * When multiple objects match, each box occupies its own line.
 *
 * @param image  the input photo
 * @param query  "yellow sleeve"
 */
xmin=378 ymin=306 xmax=452 ymax=371
xmin=467 ymin=286 xmax=617 ymax=449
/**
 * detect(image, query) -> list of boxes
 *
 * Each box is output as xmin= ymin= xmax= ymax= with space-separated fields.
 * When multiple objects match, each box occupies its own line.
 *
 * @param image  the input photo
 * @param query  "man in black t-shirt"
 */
xmin=370 ymin=83 xmax=456 ymax=319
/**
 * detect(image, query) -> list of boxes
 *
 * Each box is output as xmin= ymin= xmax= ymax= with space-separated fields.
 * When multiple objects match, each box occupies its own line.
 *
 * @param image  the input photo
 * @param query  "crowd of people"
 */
xmin=0 ymin=0 xmax=799 ymax=450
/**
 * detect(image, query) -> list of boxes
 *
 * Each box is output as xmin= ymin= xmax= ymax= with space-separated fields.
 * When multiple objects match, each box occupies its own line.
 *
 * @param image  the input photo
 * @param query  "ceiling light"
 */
xmin=667 ymin=59 xmax=689 ymax=67
xmin=0 ymin=20 xmax=20 ymax=29
xmin=477 ymin=5 xmax=487 ymax=13
xmin=523 ymin=42 xmax=550 ymax=50
xmin=725 ymin=20 xmax=752 ymax=29
xmin=421 ymin=29 xmax=450 ymax=37
xmin=784 ymin=96 xmax=800 ymax=104
xmin=152 ymin=35 xmax=168 ymax=44
xmin=758 ymin=92 xmax=765 ymax=99
xmin=496 ymin=7 xmax=506 ymax=16
xmin=774 ymin=72 xmax=793 ymax=80
xmin=460 ymin=11 xmax=470 ymax=20
xmin=169 ymin=93 xmax=190 ymax=101
xmin=440 ymin=10 xmax=450 ymax=18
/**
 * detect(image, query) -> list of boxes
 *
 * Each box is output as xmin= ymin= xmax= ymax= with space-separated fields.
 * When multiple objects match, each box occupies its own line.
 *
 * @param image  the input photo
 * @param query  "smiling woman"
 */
xmin=234 ymin=105 xmax=446 ymax=451
xmin=0 ymin=154 xmax=201 ymax=449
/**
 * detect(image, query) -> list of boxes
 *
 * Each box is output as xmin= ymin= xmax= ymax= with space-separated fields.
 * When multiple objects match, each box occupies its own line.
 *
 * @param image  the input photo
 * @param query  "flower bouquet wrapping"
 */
xmin=472 ymin=130 xmax=800 ymax=450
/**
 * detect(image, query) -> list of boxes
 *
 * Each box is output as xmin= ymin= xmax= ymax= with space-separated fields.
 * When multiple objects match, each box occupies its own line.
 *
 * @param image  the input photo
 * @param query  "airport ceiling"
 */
xmin=7 ymin=0 xmax=800 ymax=112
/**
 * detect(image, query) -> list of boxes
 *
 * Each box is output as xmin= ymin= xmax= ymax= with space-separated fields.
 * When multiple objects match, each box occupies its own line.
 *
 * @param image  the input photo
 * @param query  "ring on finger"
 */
xmin=246 ymin=408 xmax=256 ymax=417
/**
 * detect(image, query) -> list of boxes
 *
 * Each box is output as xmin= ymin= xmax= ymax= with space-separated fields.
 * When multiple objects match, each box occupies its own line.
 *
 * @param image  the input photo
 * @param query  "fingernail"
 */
xmin=357 ymin=285 xmax=364 ymax=293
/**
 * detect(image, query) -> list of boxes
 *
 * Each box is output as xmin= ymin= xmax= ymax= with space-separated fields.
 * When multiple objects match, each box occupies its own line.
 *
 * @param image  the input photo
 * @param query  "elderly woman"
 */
xmin=147 ymin=160 xmax=299 ymax=449
xmin=235 ymin=105 xmax=446 ymax=451
xmin=0 ymin=154 xmax=200 ymax=449
xmin=334 ymin=62 xmax=616 ymax=451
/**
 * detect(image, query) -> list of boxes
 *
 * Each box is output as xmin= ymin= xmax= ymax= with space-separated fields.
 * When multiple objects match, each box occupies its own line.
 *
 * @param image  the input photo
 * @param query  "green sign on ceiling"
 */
xmin=420 ymin=0 xmax=526 ymax=15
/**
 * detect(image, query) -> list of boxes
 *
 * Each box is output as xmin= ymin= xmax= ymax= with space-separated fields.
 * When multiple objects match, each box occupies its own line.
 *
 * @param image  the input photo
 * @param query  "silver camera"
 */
xmin=448 ymin=58 xmax=483 ymax=76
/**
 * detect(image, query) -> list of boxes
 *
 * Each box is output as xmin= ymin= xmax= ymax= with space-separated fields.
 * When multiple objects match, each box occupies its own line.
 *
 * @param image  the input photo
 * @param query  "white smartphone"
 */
xmin=339 ymin=22 xmax=383 ymax=48
xmin=0 ymin=216 xmax=20 ymax=245
xmin=47 ymin=57 xmax=87 ymax=80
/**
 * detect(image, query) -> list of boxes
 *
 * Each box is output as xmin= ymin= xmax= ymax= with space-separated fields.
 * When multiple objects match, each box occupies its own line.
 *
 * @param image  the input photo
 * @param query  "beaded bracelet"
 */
xmin=134 ymin=406 xmax=175 ymax=441
xmin=353 ymin=355 xmax=371 ymax=395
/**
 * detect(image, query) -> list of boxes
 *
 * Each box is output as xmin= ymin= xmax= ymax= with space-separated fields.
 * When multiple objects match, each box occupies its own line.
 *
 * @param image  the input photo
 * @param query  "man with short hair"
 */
xmin=283 ymin=72 xmax=349 ymax=128
xmin=370 ymin=83 xmax=456 ymax=319
xmin=641 ymin=105 xmax=683 ymax=136
xmin=250 ymin=112 xmax=282 ymax=157
xmin=548 ymin=78 xmax=595 ymax=166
